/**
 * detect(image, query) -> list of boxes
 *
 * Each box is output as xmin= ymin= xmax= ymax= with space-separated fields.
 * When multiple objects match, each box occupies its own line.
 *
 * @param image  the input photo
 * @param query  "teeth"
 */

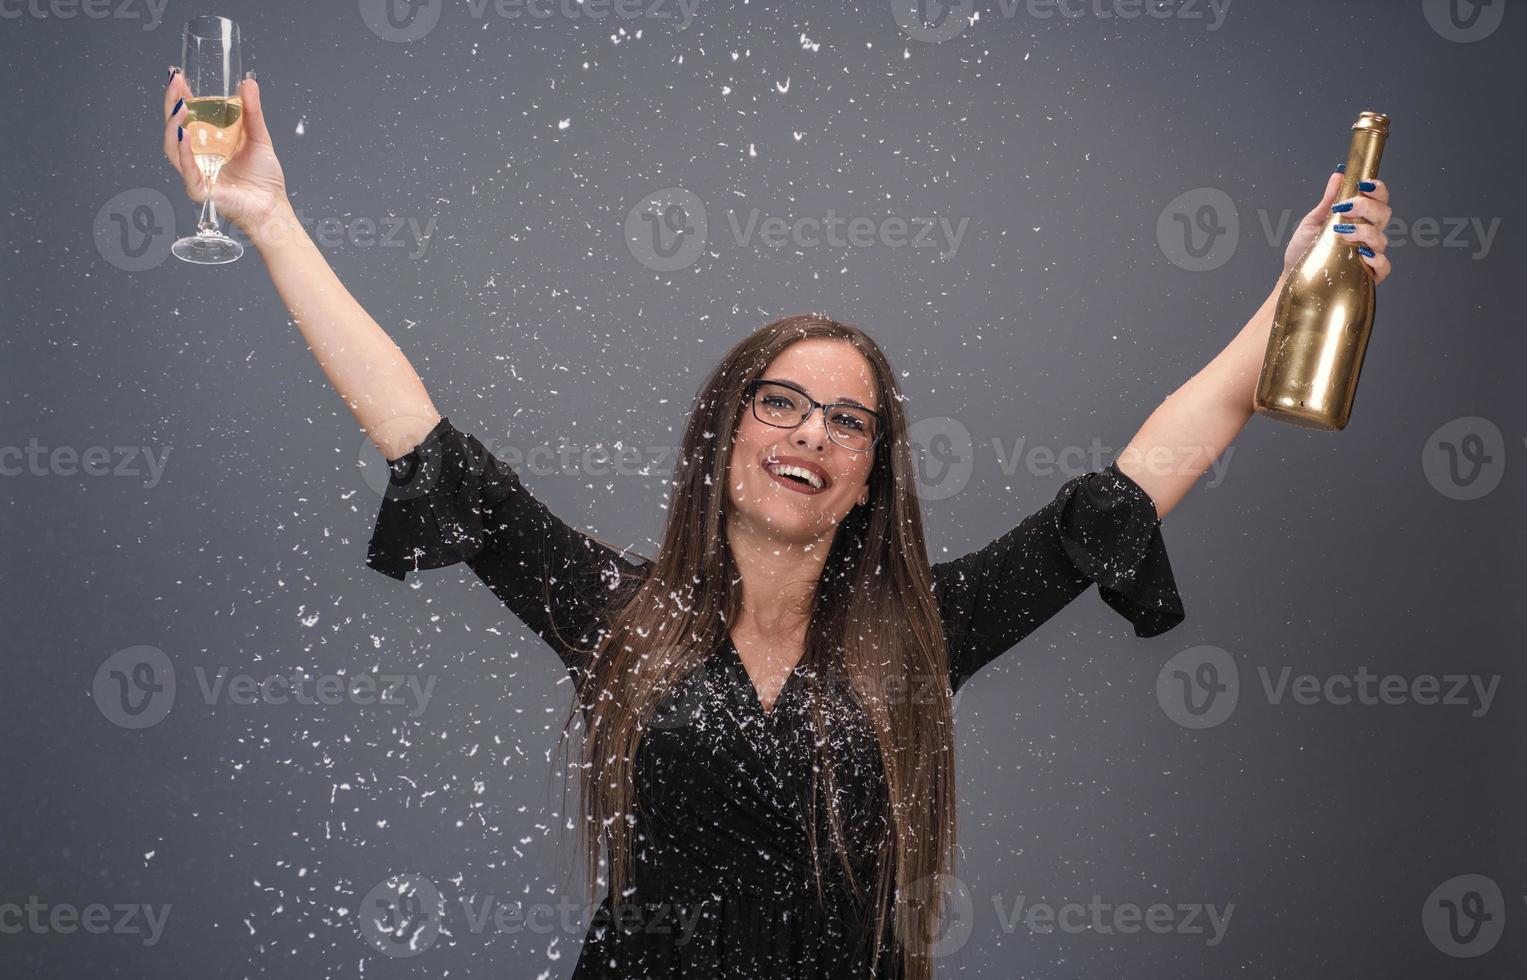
xmin=766 ymin=461 xmax=824 ymax=489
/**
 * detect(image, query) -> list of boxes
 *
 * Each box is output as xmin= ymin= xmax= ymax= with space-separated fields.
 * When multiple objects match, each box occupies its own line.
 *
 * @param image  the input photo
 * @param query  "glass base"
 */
xmin=172 ymin=231 xmax=244 ymax=264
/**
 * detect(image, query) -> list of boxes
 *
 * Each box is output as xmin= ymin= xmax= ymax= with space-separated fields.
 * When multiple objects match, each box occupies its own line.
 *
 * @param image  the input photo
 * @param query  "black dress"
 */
xmin=366 ymin=416 xmax=1185 ymax=979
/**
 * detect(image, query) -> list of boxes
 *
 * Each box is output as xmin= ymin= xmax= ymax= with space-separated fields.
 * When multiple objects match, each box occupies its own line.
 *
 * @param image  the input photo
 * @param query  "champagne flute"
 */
xmin=171 ymin=16 xmax=246 ymax=264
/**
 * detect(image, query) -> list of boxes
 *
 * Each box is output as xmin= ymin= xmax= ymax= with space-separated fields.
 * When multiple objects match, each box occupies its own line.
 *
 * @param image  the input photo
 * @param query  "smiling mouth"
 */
xmin=762 ymin=460 xmax=829 ymax=494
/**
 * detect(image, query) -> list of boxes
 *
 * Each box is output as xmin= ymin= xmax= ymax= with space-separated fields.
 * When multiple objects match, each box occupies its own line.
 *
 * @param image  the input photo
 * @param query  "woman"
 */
xmin=160 ymin=72 xmax=1394 ymax=979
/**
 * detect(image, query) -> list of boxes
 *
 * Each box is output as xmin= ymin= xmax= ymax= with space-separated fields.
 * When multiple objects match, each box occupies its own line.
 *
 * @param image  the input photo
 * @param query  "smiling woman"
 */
xmin=365 ymin=314 xmax=1186 ymax=980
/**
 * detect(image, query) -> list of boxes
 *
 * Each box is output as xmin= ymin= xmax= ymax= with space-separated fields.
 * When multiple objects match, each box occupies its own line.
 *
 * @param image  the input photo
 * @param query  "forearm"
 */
xmin=250 ymin=203 xmax=440 ymax=459
xmin=1114 ymin=280 xmax=1283 ymax=521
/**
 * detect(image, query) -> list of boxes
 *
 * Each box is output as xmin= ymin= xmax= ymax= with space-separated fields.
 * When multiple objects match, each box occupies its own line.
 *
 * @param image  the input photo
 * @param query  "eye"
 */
xmin=831 ymin=412 xmax=867 ymax=430
xmin=761 ymin=394 xmax=794 ymax=409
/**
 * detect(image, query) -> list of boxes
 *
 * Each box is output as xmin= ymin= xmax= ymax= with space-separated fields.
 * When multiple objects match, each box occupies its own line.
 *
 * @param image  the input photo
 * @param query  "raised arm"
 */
xmin=161 ymin=71 xmax=439 ymax=459
xmin=1116 ymin=169 xmax=1394 ymax=520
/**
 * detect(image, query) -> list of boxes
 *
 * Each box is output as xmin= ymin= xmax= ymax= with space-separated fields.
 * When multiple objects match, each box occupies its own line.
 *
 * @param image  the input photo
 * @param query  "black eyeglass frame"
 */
xmin=743 ymin=377 xmax=886 ymax=452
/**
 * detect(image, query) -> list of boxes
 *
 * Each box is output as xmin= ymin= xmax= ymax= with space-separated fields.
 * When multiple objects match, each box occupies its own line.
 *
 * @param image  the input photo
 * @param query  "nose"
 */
xmin=792 ymin=409 xmax=832 ymax=451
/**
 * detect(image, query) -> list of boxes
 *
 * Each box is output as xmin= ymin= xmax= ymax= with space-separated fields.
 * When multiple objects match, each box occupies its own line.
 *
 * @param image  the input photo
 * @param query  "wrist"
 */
xmin=244 ymin=198 xmax=310 ymax=256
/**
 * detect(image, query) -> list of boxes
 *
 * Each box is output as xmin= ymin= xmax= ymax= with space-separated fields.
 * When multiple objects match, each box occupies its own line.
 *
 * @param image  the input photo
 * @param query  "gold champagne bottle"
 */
xmin=1254 ymin=111 xmax=1390 ymax=430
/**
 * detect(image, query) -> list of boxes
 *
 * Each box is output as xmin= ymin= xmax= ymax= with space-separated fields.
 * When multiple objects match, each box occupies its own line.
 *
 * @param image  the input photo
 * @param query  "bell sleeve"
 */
xmin=365 ymin=415 xmax=650 ymax=675
xmin=931 ymin=461 xmax=1186 ymax=694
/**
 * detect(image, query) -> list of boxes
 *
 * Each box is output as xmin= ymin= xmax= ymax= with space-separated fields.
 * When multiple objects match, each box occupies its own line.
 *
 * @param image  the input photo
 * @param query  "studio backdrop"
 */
xmin=2 ymin=1 xmax=1522 ymax=977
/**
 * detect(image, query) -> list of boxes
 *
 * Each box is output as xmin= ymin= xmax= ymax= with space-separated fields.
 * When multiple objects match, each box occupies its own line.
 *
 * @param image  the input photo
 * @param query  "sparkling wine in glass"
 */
xmin=172 ymin=16 xmax=246 ymax=265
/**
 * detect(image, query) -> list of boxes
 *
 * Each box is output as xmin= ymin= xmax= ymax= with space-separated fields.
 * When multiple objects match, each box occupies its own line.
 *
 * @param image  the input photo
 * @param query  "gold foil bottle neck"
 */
xmin=1353 ymin=111 xmax=1389 ymax=134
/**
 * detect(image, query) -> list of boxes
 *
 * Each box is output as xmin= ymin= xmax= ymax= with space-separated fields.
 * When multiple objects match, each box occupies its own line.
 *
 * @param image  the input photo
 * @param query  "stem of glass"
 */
xmin=196 ymin=158 xmax=224 ymax=235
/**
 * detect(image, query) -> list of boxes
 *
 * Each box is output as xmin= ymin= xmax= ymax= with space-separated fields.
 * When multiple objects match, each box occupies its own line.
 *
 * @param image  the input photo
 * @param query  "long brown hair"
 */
xmin=552 ymin=314 xmax=957 ymax=980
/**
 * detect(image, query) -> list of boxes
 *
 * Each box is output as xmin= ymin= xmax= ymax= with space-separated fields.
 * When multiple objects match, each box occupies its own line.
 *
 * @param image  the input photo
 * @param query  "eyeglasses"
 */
xmin=744 ymin=378 xmax=884 ymax=452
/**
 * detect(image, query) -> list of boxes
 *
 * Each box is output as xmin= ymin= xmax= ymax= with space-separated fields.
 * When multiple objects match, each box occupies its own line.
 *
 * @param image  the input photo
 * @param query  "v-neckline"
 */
xmin=724 ymin=635 xmax=802 ymax=721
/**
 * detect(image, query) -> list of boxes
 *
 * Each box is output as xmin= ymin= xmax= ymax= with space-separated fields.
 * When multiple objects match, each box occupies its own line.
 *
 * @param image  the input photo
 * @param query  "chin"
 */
xmin=729 ymin=494 xmax=837 ymax=540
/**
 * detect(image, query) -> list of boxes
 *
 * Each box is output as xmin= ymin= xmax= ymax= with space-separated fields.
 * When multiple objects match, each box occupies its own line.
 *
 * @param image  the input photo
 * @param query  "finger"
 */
xmin=162 ymin=66 xmax=190 ymax=120
xmin=1356 ymin=247 xmax=1391 ymax=285
xmin=174 ymin=128 xmax=209 ymax=203
xmin=1328 ymin=195 xmax=1391 ymax=231
xmin=1333 ymin=220 xmax=1387 ymax=253
xmin=1356 ymin=177 xmax=1390 ymax=206
xmin=163 ymin=96 xmax=188 ymax=168
xmin=1305 ymin=170 xmax=1344 ymax=221
xmin=237 ymin=75 xmax=273 ymax=149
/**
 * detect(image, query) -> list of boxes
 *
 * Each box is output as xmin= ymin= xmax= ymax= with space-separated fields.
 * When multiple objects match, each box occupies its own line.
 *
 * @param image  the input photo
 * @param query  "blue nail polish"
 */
xmin=1330 ymin=202 xmax=1353 ymax=213
xmin=1357 ymin=245 xmax=1375 ymax=258
xmin=1358 ymin=180 xmax=1376 ymax=192
xmin=172 ymin=97 xmax=183 ymax=114
xmin=1333 ymin=223 xmax=1357 ymax=233
xmin=1335 ymin=163 xmax=1346 ymax=174
xmin=177 ymin=125 xmax=183 ymax=142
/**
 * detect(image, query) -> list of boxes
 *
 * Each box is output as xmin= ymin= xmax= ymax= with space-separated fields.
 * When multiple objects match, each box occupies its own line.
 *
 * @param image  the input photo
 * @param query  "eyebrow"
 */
xmin=770 ymin=377 xmax=878 ymax=414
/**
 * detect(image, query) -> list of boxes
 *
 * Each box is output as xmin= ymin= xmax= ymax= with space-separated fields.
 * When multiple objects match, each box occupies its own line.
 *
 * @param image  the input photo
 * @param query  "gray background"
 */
xmin=2 ymin=0 xmax=1523 ymax=976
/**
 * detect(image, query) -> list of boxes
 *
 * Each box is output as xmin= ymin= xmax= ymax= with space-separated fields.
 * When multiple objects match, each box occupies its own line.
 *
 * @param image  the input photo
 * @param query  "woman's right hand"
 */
xmin=162 ymin=69 xmax=289 ymax=236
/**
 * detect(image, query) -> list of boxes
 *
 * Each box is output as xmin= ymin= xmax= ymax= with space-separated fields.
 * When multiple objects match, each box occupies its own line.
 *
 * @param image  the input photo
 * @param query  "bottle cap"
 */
xmin=1352 ymin=111 xmax=1390 ymax=133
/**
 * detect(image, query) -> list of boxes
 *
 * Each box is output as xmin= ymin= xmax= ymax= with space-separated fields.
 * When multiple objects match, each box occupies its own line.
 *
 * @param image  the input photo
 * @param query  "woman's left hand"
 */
xmin=1282 ymin=169 xmax=1394 ymax=285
